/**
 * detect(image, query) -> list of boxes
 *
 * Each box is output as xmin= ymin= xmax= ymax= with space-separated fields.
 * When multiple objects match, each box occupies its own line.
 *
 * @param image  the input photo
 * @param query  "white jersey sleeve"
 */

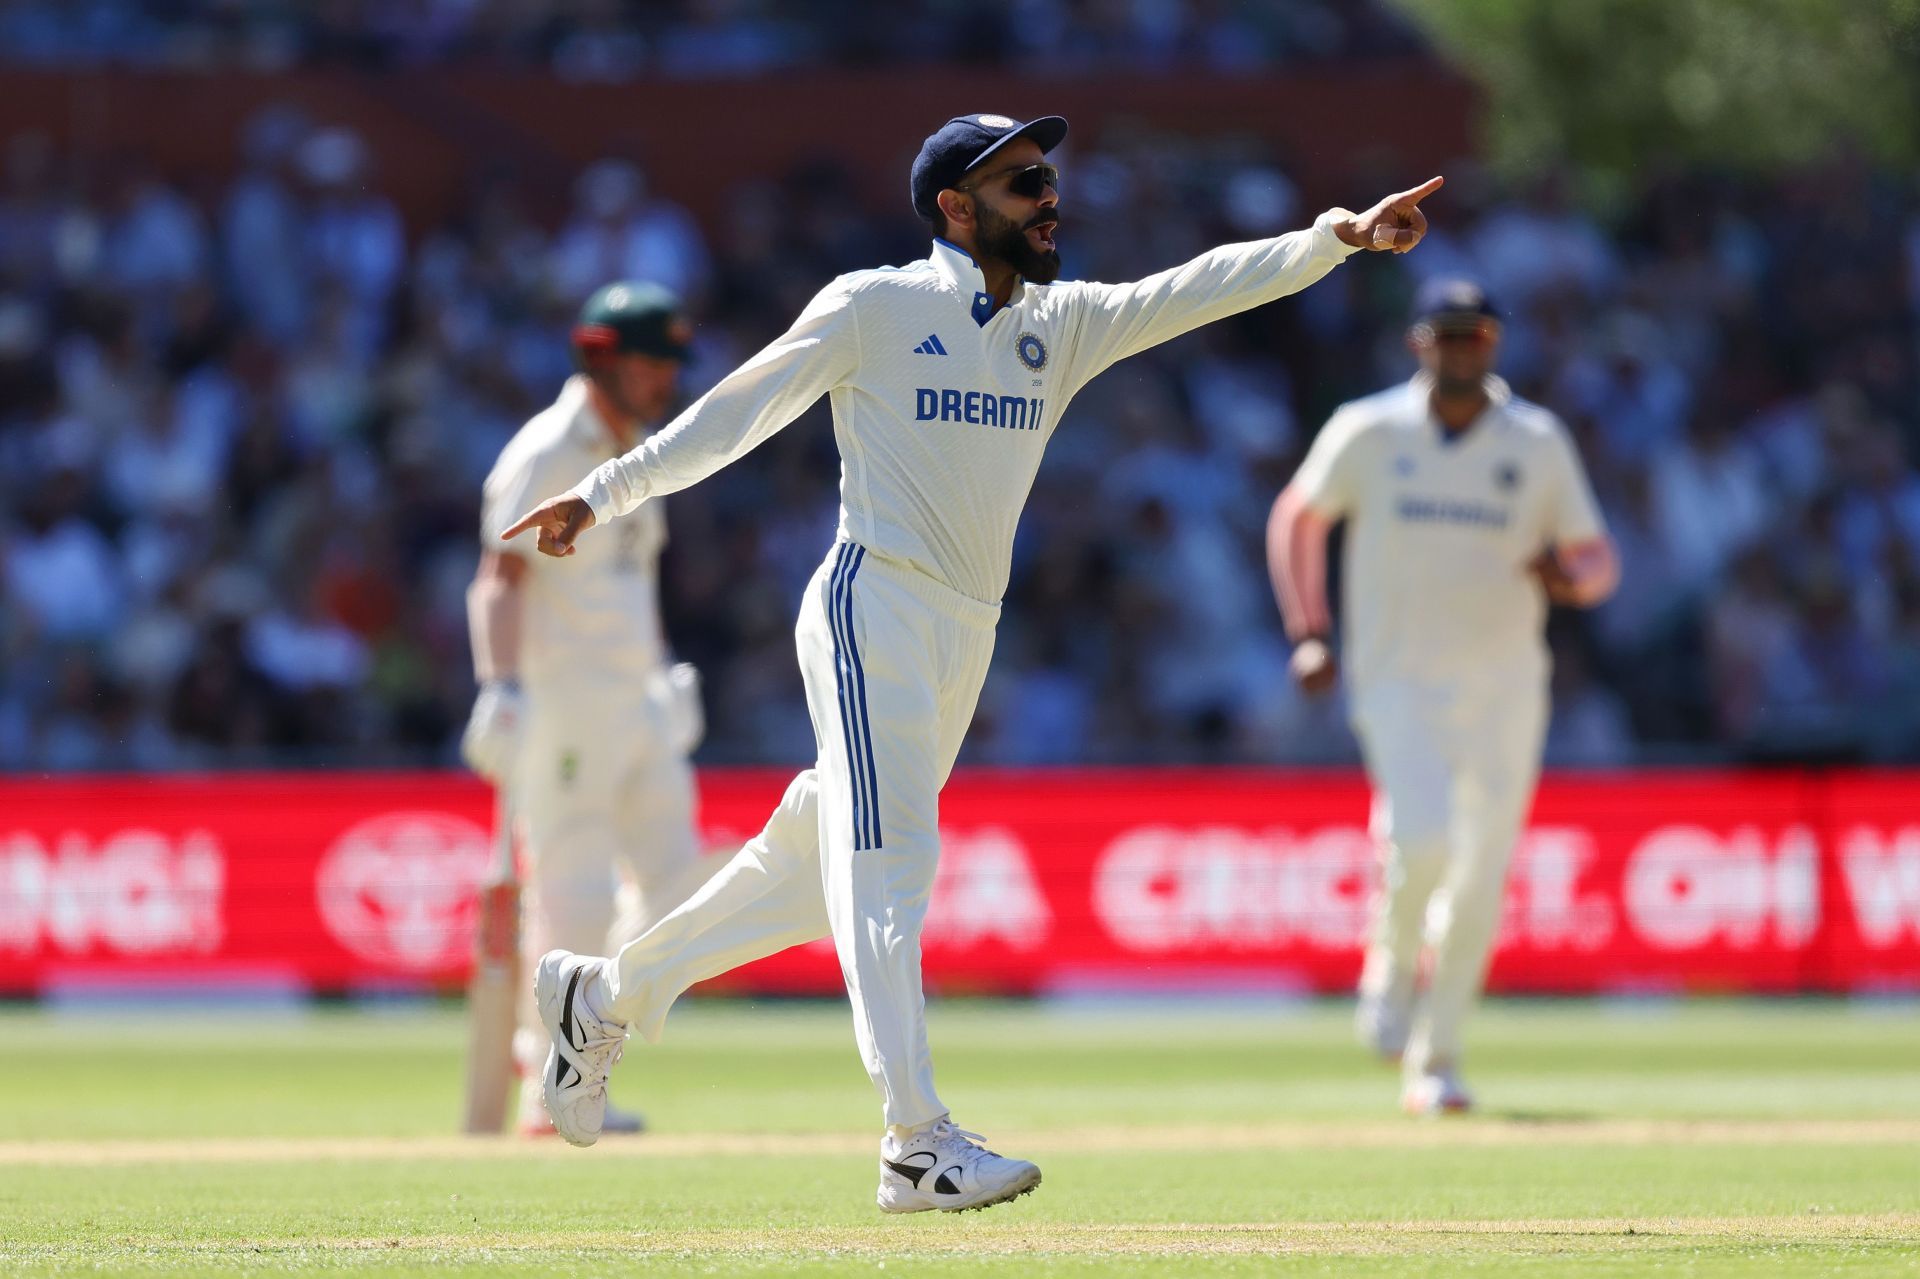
xmin=572 ymin=279 xmax=862 ymax=522
xmin=1289 ymin=401 xmax=1374 ymax=519
xmin=1542 ymin=421 xmax=1607 ymax=546
xmin=1053 ymin=210 xmax=1361 ymax=387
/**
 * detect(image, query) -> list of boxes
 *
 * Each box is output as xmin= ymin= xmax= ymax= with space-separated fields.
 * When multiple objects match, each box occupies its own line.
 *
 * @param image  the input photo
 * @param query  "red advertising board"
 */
xmin=2 ymin=769 xmax=1917 ymax=997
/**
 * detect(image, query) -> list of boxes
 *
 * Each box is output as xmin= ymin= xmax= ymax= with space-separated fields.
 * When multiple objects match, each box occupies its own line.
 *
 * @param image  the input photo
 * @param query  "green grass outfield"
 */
xmin=1 ymin=999 xmax=1916 ymax=1276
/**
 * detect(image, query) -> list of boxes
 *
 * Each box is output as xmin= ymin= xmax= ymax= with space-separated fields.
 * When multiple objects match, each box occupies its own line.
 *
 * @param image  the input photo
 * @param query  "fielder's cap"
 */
xmin=1411 ymin=277 xmax=1502 ymax=332
xmin=572 ymin=280 xmax=693 ymax=363
xmin=910 ymin=112 xmax=1069 ymax=222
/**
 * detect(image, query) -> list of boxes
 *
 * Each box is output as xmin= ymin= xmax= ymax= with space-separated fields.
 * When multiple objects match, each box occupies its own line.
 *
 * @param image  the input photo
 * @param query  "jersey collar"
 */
xmin=929 ymin=238 xmax=1024 ymax=326
xmin=1412 ymin=372 xmax=1511 ymax=444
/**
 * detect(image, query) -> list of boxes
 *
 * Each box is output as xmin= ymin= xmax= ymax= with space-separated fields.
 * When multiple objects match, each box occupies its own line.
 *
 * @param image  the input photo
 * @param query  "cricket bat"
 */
xmin=462 ymin=786 xmax=521 ymax=1134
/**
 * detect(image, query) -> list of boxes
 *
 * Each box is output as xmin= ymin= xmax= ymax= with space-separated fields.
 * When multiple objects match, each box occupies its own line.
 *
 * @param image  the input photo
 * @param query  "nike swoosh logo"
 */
xmin=883 ymin=1153 xmax=939 ymax=1188
xmin=555 ymin=968 xmax=581 ymax=1090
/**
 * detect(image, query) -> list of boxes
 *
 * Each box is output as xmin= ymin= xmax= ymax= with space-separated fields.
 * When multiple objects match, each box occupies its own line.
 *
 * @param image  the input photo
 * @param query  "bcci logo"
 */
xmin=976 ymin=114 xmax=1016 ymax=129
xmin=1015 ymin=331 xmax=1048 ymax=371
xmin=1495 ymin=462 xmax=1521 ymax=492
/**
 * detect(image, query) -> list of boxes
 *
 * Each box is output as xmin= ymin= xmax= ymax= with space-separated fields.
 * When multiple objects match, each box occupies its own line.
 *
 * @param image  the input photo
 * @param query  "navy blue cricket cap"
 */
xmin=1411 ymin=277 xmax=1502 ymax=332
xmin=910 ymin=112 xmax=1069 ymax=222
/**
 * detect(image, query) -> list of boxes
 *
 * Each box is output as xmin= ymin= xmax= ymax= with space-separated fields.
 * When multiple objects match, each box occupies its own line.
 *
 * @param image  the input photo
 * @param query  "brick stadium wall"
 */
xmin=2 ymin=769 xmax=1917 ymax=997
xmin=0 ymin=63 xmax=1474 ymax=230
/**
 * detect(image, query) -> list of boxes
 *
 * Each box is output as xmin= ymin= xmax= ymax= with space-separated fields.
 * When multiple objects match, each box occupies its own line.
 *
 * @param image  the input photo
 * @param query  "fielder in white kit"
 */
xmin=463 ymin=281 xmax=708 ymax=1136
xmin=1267 ymin=278 xmax=1619 ymax=1115
xmin=503 ymin=111 xmax=1445 ymax=1210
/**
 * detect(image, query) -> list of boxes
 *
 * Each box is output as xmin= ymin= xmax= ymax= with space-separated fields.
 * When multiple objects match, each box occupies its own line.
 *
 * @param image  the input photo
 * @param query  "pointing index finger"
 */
xmin=500 ymin=509 xmax=541 ymax=541
xmin=1391 ymin=175 xmax=1446 ymax=209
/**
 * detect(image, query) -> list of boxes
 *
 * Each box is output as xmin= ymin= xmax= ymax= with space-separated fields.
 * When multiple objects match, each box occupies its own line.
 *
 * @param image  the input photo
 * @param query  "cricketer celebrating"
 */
xmin=463 ymin=282 xmax=707 ymax=1136
xmin=1267 ymin=279 xmax=1619 ymax=1115
xmin=503 ymin=111 xmax=1443 ymax=1211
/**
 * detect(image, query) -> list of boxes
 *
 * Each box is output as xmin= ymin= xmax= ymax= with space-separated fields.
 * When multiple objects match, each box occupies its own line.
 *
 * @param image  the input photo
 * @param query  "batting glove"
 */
xmin=666 ymin=662 xmax=704 ymax=755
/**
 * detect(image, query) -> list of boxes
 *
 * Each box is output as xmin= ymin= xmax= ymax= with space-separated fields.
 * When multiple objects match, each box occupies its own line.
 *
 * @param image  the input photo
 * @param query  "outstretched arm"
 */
xmin=1330 ymin=176 xmax=1444 ymax=255
xmin=502 ymin=283 xmax=860 ymax=557
xmin=1063 ymin=177 xmax=1443 ymax=380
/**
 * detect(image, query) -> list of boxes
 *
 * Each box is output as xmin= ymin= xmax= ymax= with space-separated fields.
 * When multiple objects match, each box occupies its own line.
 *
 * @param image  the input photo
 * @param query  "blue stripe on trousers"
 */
xmin=826 ymin=545 xmax=866 ymax=850
xmin=841 ymin=545 xmax=880 ymax=849
xmin=827 ymin=544 xmax=879 ymax=851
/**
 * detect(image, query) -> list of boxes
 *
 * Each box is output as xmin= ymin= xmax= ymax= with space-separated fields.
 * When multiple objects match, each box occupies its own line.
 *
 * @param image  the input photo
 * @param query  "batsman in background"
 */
xmin=461 ymin=282 xmax=708 ymax=1136
xmin=1268 ymin=279 xmax=1618 ymax=1115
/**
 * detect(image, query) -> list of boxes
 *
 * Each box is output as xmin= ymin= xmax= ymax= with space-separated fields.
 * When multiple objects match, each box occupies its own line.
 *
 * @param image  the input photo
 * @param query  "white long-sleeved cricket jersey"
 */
xmin=1291 ymin=373 xmax=1608 ymax=689
xmin=572 ymin=212 xmax=1362 ymax=605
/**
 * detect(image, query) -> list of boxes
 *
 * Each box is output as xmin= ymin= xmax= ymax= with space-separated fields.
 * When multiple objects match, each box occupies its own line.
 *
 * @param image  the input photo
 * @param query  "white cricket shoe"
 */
xmin=535 ymin=950 xmax=628 ymax=1147
xmin=876 ymin=1119 xmax=1042 ymax=1214
xmin=1402 ymin=1065 xmax=1473 ymax=1116
xmin=517 ymin=1075 xmax=645 ymax=1138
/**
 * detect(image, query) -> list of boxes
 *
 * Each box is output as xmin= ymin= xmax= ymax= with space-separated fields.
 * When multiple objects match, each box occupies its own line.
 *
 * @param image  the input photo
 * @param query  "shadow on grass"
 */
xmin=1483 ymin=1110 xmax=1601 ymax=1125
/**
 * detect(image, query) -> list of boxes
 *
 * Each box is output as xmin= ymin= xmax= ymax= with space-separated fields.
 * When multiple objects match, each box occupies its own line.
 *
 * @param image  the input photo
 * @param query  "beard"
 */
xmin=976 ymin=199 xmax=1061 ymax=284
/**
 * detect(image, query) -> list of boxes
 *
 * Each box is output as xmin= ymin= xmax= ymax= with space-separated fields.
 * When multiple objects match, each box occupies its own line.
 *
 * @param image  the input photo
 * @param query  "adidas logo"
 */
xmin=912 ymin=334 xmax=949 ymax=355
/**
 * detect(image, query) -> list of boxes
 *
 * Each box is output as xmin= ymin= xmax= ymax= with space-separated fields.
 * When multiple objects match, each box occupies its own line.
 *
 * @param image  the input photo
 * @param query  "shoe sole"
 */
xmin=877 ymin=1167 xmax=1043 ymax=1214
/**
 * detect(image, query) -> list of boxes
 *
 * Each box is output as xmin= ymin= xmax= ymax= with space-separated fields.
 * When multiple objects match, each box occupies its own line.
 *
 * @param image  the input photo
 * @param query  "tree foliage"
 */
xmin=1388 ymin=0 xmax=1920 ymax=178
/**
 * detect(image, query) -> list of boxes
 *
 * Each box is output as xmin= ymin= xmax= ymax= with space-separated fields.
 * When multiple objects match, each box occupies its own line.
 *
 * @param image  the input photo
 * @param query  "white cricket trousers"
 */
xmin=1351 ymin=674 xmax=1548 ymax=1072
xmin=603 ymin=541 xmax=998 ymax=1131
xmin=511 ymin=675 xmax=707 ymax=1070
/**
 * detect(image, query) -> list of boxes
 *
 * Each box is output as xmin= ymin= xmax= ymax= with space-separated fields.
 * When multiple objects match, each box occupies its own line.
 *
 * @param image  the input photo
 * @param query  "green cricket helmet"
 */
xmin=570 ymin=281 xmax=694 ymax=368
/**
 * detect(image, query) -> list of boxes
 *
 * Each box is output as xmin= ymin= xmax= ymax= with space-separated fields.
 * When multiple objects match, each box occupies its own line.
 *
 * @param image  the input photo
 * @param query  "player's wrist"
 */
xmin=570 ymin=467 xmax=619 ymax=525
xmin=1319 ymin=208 xmax=1366 ymax=254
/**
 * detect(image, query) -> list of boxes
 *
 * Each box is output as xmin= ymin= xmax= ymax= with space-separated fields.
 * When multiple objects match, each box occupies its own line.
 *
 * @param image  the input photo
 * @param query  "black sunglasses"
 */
xmin=960 ymin=162 xmax=1061 ymax=200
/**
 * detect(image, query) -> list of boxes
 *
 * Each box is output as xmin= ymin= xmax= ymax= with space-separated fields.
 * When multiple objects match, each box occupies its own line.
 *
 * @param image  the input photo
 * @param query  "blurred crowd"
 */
xmin=3 ymin=95 xmax=1920 ymax=771
xmin=0 ymin=0 xmax=1422 ymax=75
